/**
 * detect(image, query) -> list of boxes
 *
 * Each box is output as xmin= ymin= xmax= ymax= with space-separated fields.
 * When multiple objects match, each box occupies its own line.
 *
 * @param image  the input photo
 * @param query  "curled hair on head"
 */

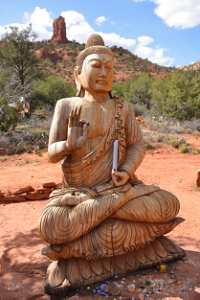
xmin=76 ymin=33 xmax=114 ymax=73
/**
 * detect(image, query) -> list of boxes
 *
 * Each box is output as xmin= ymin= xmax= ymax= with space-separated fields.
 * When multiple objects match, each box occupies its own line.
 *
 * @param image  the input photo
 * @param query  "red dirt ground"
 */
xmin=0 ymin=133 xmax=200 ymax=300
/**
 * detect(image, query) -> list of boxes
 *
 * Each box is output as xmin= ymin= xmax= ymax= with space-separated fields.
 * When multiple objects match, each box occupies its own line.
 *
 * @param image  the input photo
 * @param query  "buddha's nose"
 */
xmin=100 ymin=66 xmax=107 ymax=76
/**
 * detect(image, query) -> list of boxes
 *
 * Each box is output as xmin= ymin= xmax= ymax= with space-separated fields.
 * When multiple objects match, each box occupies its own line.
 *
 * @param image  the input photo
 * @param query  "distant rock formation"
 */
xmin=52 ymin=16 xmax=68 ymax=44
xmin=179 ymin=59 xmax=200 ymax=71
xmin=41 ymin=50 xmax=60 ymax=62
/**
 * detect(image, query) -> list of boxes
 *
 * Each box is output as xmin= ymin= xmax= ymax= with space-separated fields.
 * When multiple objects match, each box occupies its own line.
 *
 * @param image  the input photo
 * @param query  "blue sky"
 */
xmin=0 ymin=0 xmax=200 ymax=67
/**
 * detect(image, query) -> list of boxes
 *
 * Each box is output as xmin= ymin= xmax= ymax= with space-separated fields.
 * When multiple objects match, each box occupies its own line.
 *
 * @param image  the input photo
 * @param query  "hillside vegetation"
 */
xmin=0 ymin=25 xmax=199 ymax=156
xmin=32 ymin=40 xmax=173 ymax=83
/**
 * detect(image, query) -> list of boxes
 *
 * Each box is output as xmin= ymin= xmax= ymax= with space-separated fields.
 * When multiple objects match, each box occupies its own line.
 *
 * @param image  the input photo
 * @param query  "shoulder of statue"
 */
xmin=113 ymin=96 xmax=133 ymax=110
xmin=112 ymin=95 xmax=125 ymax=108
xmin=53 ymin=97 xmax=82 ymax=117
xmin=55 ymin=97 xmax=82 ymax=109
xmin=112 ymin=96 xmax=135 ymax=118
xmin=112 ymin=95 xmax=124 ymax=103
xmin=57 ymin=96 xmax=81 ymax=104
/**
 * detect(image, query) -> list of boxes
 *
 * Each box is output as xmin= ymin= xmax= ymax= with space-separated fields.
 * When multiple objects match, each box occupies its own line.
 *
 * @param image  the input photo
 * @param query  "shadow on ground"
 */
xmin=1 ymin=231 xmax=200 ymax=300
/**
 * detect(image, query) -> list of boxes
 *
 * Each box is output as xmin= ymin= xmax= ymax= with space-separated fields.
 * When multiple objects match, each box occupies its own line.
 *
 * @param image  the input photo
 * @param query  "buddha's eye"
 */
xmin=91 ymin=63 xmax=101 ymax=68
xmin=105 ymin=63 xmax=113 ymax=69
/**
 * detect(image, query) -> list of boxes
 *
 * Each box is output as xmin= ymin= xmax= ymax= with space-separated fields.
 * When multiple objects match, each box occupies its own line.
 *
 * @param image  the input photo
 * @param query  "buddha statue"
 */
xmin=38 ymin=33 xmax=185 ymax=295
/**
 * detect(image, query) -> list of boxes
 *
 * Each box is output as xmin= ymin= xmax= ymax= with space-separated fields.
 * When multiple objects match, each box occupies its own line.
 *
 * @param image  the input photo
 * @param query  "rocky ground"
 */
xmin=0 ymin=133 xmax=200 ymax=300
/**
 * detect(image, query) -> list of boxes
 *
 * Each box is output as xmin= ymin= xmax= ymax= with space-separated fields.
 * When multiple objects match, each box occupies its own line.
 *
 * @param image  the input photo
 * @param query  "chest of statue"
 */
xmin=64 ymin=97 xmax=116 ymax=160
xmin=79 ymin=98 xmax=116 ymax=139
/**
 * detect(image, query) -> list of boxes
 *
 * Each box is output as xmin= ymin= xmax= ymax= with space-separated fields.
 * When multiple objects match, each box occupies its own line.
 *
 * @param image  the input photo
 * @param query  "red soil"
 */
xmin=0 ymin=134 xmax=200 ymax=300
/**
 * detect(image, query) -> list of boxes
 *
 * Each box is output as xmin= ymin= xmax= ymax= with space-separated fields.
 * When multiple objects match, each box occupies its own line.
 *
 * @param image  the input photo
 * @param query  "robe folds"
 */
xmin=38 ymin=97 xmax=180 ymax=260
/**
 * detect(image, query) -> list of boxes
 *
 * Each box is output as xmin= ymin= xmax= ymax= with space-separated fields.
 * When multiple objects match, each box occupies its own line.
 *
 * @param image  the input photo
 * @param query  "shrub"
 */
xmin=192 ymin=148 xmax=200 ymax=155
xmin=180 ymin=145 xmax=192 ymax=153
xmin=0 ymin=97 xmax=19 ymax=131
xmin=157 ymin=135 xmax=165 ymax=142
xmin=170 ymin=138 xmax=184 ymax=149
xmin=32 ymin=74 xmax=76 ymax=109
xmin=145 ymin=142 xmax=155 ymax=150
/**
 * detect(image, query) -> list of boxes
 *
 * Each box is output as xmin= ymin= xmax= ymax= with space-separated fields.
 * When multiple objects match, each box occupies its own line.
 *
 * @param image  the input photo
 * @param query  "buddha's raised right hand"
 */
xmin=66 ymin=106 xmax=90 ymax=151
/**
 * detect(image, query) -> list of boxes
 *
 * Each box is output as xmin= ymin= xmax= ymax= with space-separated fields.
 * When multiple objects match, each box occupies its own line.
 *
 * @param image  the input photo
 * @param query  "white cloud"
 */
xmin=134 ymin=35 xmax=174 ymax=65
xmin=23 ymin=7 xmax=53 ymax=40
xmin=151 ymin=0 xmax=200 ymax=29
xmin=0 ymin=25 xmax=4 ymax=36
xmin=60 ymin=10 xmax=174 ymax=65
xmin=61 ymin=10 xmax=86 ymax=28
xmin=61 ymin=11 xmax=94 ymax=43
xmin=24 ymin=7 xmax=53 ymax=28
xmin=100 ymin=32 xmax=136 ymax=49
xmin=0 ymin=7 xmax=174 ymax=66
xmin=133 ymin=0 xmax=200 ymax=29
xmin=95 ymin=16 xmax=107 ymax=26
xmin=135 ymin=45 xmax=174 ymax=65
xmin=0 ymin=23 xmax=39 ymax=39
xmin=0 ymin=7 xmax=53 ymax=40
xmin=137 ymin=36 xmax=154 ymax=46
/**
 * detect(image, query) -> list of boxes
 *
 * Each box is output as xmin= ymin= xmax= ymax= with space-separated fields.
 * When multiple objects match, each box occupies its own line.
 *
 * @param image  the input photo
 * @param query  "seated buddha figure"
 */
xmin=38 ymin=33 xmax=185 ymax=295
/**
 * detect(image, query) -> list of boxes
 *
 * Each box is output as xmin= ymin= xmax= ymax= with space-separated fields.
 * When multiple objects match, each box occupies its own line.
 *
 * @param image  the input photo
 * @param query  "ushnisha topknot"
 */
xmin=76 ymin=33 xmax=114 ymax=73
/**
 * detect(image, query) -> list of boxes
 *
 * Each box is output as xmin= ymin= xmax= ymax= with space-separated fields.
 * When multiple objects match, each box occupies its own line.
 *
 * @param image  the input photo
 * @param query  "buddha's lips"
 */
xmin=97 ymin=80 xmax=108 ymax=84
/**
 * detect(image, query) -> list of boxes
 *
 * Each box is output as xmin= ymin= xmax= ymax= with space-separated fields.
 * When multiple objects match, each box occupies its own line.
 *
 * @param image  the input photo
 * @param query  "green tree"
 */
xmin=0 ymin=24 xmax=38 ymax=87
xmin=111 ymin=82 xmax=124 ymax=97
xmin=149 ymin=76 xmax=167 ymax=119
xmin=122 ymin=74 xmax=152 ymax=107
xmin=0 ymin=97 xmax=18 ymax=131
xmin=189 ymin=71 xmax=200 ymax=118
xmin=32 ymin=74 xmax=76 ymax=109
xmin=0 ymin=68 xmax=9 ymax=91
xmin=150 ymin=69 xmax=200 ymax=121
xmin=122 ymin=76 xmax=138 ymax=103
xmin=131 ymin=74 xmax=153 ymax=109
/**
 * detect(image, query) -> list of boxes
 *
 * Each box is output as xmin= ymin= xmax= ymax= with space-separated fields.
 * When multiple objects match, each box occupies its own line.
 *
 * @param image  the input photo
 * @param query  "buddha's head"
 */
xmin=74 ymin=34 xmax=114 ymax=97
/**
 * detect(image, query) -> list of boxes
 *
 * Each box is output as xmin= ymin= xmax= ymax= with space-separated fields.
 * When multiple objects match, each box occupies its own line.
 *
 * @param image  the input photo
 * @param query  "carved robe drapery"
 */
xmin=38 ymin=98 xmax=180 ymax=261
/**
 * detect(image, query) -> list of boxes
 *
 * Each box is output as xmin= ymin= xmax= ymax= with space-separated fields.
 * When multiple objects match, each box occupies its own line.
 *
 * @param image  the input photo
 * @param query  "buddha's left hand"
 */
xmin=112 ymin=170 xmax=129 ymax=186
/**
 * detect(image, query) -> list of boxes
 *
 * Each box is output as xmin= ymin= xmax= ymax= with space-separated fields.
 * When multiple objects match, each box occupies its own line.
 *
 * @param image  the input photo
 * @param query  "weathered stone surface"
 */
xmin=26 ymin=191 xmax=50 ymax=200
xmin=0 ymin=183 xmax=59 ymax=202
xmin=14 ymin=186 xmax=35 ymax=195
xmin=43 ymin=182 xmax=56 ymax=188
xmin=0 ymin=191 xmax=4 ymax=197
xmin=196 ymin=169 xmax=200 ymax=187
xmin=40 ymin=50 xmax=60 ymax=62
xmin=0 ymin=196 xmax=26 ymax=202
xmin=52 ymin=16 xmax=68 ymax=44
xmin=5 ymin=190 xmax=12 ymax=196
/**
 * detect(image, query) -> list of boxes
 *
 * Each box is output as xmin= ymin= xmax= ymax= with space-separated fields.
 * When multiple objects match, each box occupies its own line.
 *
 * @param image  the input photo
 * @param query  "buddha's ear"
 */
xmin=74 ymin=66 xmax=81 ymax=88
xmin=74 ymin=66 xmax=84 ymax=97
xmin=74 ymin=66 xmax=79 ymax=78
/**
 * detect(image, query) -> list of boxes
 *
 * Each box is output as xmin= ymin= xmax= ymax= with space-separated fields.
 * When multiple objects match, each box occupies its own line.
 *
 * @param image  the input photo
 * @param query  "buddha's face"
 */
xmin=77 ymin=53 xmax=114 ymax=94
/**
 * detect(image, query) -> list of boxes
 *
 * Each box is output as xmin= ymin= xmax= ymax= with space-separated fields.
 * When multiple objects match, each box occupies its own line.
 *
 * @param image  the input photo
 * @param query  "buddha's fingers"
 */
xmin=73 ymin=107 xmax=81 ymax=126
xmin=68 ymin=110 xmax=74 ymax=127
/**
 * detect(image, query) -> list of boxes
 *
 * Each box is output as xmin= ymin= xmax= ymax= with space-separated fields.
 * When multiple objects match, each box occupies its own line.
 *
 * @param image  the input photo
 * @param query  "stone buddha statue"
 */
xmin=38 ymin=33 xmax=185 ymax=295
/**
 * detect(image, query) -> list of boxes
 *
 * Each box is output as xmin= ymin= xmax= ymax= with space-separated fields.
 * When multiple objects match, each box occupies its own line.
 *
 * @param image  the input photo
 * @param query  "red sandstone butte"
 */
xmin=52 ymin=16 xmax=68 ymax=44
